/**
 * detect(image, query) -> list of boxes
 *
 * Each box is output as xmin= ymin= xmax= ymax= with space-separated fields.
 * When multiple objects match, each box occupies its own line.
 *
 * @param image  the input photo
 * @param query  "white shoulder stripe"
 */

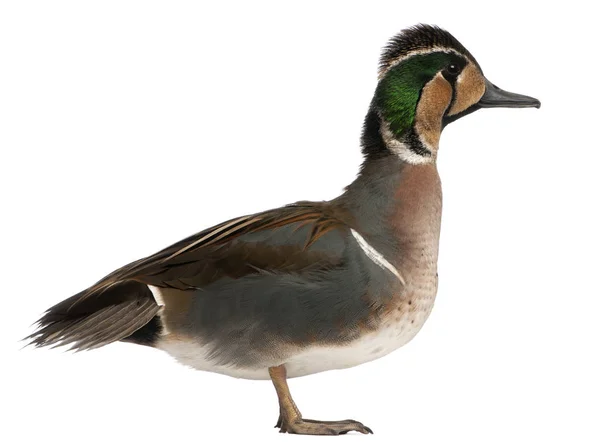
xmin=350 ymin=229 xmax=406 ymax=286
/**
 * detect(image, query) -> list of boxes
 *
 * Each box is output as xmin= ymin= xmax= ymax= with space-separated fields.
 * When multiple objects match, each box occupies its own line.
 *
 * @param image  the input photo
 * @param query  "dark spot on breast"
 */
xmin=408 ymin=300 xmax=412 ymax=305
xmin=371 ymin=346 xmax=383 ymax=355
xmin=411 ymin=320 xmax=414 ymax=324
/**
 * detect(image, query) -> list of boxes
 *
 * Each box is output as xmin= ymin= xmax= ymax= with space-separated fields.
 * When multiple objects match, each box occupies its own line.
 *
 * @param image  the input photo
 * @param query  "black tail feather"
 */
xmin=26 ymin=281 xmax=161 ymax=351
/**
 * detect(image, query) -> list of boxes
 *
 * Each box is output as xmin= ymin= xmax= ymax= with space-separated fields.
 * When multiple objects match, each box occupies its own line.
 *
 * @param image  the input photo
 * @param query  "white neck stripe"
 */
xmin=351 ymin=229 xmax=406 ymax=286
xmin=380 ymin=120 xmax=433 ymax=165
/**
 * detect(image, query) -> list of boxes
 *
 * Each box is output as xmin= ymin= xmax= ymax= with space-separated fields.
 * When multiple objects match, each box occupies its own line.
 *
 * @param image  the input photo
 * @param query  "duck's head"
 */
xmin=363 ymin=24 xmax=540 ymax=164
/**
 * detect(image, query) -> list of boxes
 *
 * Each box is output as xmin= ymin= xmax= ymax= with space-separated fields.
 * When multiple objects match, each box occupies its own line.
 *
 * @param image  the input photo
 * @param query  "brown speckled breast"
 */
xmin=384 ymin=163 xmax=442 ymax=337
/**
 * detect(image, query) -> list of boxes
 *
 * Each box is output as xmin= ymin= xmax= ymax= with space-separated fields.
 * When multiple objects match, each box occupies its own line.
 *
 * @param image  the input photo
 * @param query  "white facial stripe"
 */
xmin=351 ymin=229 xmax=406 ymax=286
xmin=379 ymin=47 xmax=462 ymax=78
xmin=380 ymin=120 xmax=433 ymax=165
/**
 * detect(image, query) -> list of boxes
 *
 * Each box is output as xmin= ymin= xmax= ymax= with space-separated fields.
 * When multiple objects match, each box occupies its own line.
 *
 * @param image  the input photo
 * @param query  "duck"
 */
xmin=27 ymin=24 xmax=540 ymax=435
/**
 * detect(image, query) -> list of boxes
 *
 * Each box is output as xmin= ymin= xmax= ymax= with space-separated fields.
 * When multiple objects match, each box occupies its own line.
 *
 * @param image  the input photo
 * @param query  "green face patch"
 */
xmin=375 ymin=52 xmax=454 ymax=137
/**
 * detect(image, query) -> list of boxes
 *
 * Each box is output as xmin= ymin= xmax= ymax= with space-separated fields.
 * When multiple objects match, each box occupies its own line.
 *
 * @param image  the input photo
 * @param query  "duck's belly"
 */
xmin=284 ymin=310 xmax=433 ymax=377
xmin=285 ymin=279 xmax=438 ymax=378
xmin=155 ymin=279 xmax=437 ymax=380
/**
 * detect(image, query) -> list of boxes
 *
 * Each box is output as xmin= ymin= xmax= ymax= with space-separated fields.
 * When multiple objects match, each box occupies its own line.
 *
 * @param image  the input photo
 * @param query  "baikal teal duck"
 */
xmin=27 ymin=24 xmax=540 ymax=435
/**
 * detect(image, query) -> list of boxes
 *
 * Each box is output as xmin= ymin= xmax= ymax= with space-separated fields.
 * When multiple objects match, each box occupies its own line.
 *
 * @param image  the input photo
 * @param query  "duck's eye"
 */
xmin=446 ymin=64 xmax=460 ymax=76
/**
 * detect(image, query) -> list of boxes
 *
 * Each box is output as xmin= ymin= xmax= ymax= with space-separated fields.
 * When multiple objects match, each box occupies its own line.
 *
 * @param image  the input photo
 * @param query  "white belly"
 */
xmin=156 ymin=292 xmax=435 ymax=380
xmin=283 ymin=307 xmax=432 ymax=378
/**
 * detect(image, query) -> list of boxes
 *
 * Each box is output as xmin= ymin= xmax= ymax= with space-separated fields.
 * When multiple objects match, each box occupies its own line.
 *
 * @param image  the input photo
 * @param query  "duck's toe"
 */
xmin=277 ymin=417 xmax=373 ymax=435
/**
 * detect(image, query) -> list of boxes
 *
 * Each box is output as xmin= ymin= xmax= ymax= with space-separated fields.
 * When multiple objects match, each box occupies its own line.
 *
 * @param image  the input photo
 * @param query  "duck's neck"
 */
xmin=336 ymin=112 xmax=443 ymax=267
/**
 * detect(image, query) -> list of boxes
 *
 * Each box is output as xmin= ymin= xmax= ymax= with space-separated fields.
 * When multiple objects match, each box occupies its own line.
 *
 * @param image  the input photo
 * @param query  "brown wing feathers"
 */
xmin=27 ymin=203 xmax=348 ymax=351
xmin=78 ymin=203 xmax=347 ymax=295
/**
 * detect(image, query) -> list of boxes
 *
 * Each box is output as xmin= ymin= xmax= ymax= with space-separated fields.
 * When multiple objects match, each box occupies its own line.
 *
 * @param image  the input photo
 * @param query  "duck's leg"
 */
xmin=268 ymin=364 xmax=373 ymax=435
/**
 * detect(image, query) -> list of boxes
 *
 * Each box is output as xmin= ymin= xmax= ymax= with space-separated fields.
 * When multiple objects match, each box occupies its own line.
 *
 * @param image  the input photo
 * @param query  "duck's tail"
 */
xmin=26 ymin=281 xmax=162 ymax=351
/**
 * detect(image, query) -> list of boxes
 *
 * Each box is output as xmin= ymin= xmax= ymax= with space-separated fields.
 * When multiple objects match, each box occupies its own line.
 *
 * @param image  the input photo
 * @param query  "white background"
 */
xmin=1 ymin=1 xmax=598 ymax=443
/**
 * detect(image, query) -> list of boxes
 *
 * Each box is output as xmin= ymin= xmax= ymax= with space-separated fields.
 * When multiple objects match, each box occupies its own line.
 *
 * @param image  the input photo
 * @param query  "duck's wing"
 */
xmin=79 ymin=201 xmax=353 ymax=298
xmin=32 ymin=197 xmax=405 ymax=355
xmin=29 ymin=202 xmax=364 ymax=351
